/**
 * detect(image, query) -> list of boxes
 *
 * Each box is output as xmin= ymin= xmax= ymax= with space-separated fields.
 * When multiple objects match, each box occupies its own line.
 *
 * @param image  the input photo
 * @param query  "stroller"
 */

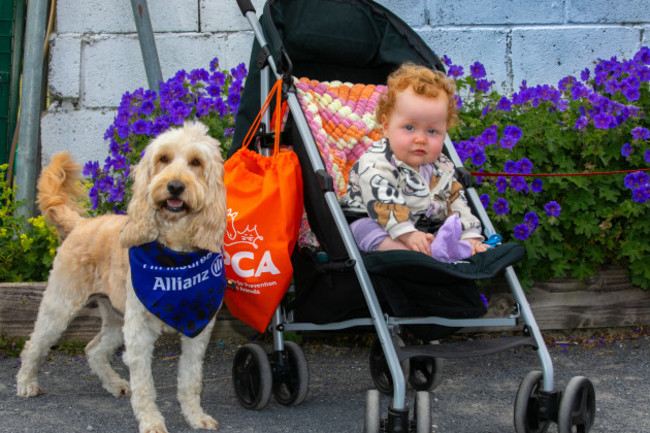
xmin=229 ymin=1 xmax=596 ymax=432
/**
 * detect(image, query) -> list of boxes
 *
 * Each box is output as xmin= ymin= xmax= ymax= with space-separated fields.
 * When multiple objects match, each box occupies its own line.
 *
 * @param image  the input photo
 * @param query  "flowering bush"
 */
xmin=447 ymin=47 xmax=650 ymax=289
xmin=0 ymin=164 xmax=58 ymax=282
xmin=85 ymin=58 xmax=247 ymax=214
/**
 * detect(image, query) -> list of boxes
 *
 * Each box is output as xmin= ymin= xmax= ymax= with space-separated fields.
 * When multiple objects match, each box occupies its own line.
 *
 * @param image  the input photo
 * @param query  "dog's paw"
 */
xmin=106 ymin=379 xmax=131 ymax=397
xmin=16 ymin=381 xmax=42 ymax=398
xmin=140 ymin=422 xmax=168 ymax=433
xmin=188 ymin=414 xmax=219 ymax=431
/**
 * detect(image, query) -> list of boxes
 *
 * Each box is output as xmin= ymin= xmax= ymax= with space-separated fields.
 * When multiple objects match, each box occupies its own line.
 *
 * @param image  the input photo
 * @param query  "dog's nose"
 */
xmin=167 ymin=180 xmax=185 ymax=196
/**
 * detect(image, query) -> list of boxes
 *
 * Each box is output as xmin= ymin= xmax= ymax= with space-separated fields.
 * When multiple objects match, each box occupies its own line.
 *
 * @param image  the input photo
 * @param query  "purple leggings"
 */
xmin=349 ymin=216 xmax=472 ymax=263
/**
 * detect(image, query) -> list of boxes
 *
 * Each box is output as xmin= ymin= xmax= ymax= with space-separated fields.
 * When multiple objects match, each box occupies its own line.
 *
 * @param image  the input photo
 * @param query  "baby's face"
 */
xmin=382 ymin=86 xmax=448 ymax=170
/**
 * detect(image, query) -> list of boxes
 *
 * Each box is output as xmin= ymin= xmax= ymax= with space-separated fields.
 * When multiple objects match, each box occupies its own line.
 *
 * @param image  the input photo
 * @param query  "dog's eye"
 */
xmin=158 ymin=155 xmax=170 ymax=164
xmin=190 ymin=158 xmax=202 ymax=167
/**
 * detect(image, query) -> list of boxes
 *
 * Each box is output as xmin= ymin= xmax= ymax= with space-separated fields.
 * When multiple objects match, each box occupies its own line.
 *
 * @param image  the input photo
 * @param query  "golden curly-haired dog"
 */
xmin=16 ymin=122 xmax=227 ymax=433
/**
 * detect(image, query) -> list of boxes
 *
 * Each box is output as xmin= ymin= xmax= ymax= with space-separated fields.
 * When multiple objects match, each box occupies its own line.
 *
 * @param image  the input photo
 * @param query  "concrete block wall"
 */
xmin=42 ymin=0 xmax=649 ymax=167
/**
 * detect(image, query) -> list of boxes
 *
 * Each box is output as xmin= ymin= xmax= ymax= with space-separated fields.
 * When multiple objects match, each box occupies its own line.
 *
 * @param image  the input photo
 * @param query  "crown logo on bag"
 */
xmin=225 ymin=208 xmax=264 ymax=249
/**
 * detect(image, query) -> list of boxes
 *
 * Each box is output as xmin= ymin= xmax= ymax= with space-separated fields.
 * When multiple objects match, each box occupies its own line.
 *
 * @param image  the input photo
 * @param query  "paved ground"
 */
xmin=0 ymin=328 xmax=648 ymax=433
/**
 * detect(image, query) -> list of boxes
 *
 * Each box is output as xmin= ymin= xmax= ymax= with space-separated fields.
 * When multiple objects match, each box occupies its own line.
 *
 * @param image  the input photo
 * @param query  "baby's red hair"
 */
xmin=376 ymin=62 xmax=459 ymax=128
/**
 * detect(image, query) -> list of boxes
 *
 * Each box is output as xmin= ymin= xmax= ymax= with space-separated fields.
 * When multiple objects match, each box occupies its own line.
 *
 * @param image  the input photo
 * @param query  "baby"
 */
xmin=341 ymin=63 xmax=488 ymax=261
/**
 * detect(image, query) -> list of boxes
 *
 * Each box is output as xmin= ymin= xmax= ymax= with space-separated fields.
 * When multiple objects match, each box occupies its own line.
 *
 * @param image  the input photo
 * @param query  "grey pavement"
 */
xmin=1 ymin=330 xmax=649 ymax=433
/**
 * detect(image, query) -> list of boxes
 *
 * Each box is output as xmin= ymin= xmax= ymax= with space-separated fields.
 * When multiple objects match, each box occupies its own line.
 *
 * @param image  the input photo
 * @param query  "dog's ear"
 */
xmin=120 ymin=154 xmax=159 ymax=248
xmin=189 ymin=150 xmax=227 ymax=252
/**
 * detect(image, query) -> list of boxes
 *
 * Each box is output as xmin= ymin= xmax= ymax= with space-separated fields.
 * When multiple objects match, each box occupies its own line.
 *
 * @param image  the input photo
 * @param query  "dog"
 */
xmin=16 ymin=121 xmax=227 ymax=433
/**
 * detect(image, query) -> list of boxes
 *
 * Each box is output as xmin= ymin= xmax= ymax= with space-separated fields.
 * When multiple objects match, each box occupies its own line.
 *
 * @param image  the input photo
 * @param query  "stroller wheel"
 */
xmin=408 ymin=356 xmax=443 ymax=392
xmin=514 ymin=371 xmax=551 ymax=433
xmin=368 ymin=336 xmax=409 ymax=395
xmin=364 ymin=389 xmax=381 ymax=433
xmin=232 ymin=343 xmax=273 ymax=410
xmin=558 ymin=376 xmax=596 ymax=433
xmin=411 ymin=391 xmax=432 ymax=433
xmin=272 ymin=341 xmax=309 ymax=406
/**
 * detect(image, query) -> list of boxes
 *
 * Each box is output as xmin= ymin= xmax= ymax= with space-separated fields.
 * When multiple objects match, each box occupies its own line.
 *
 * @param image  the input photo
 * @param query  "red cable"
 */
xmin=470 ymin=168 xmax=650 ymax=178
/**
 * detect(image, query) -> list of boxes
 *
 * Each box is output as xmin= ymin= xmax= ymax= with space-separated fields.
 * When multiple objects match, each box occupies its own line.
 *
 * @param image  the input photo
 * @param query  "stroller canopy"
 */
xmin=232 ymin=0 xmax=445 ymax=150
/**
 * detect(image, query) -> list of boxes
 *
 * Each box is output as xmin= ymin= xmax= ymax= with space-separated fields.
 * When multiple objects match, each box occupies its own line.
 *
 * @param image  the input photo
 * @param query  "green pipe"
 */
xmin=15 ymin=0 xmax=47 ymax=219
xmin=131 ymin=0 xmax=162 ymax=92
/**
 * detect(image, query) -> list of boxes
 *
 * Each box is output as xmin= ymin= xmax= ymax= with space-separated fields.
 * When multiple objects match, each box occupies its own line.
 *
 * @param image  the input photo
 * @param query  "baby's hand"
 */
xmin=399 ymin=231 xmax=434 ymax=256
xmin=466 ymin=238 xmax=489 ymax=255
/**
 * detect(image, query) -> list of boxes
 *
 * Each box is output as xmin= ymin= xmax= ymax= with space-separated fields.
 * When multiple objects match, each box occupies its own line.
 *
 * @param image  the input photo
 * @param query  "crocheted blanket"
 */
xmin=294 ymin=77 xmax=386 ymax=196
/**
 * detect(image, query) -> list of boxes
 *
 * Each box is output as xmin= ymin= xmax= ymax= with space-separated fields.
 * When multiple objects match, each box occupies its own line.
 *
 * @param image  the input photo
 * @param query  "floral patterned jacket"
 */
xmin=341 ymin=137 xmax=484 ymax=240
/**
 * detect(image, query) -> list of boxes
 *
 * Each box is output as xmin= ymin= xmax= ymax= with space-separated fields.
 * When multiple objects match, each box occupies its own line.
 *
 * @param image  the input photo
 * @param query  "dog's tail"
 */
xmin=37 ymin=152 xmax=87 ymax=238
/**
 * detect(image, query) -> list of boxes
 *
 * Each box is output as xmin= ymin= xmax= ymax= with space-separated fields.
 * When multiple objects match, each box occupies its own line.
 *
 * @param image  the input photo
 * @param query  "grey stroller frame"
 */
xmin=230 ymin=1 xmax=596 ymax=432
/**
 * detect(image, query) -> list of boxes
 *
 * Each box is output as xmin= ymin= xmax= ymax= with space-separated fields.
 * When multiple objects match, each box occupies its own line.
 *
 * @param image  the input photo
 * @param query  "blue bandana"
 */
xmin=128 ymin=242 xmax=226 ymax=338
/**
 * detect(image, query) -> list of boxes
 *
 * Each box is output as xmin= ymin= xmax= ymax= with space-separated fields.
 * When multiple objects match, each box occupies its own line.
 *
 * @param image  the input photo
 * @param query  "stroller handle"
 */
xmin=236 ymin=0 xmax=256 ymax=15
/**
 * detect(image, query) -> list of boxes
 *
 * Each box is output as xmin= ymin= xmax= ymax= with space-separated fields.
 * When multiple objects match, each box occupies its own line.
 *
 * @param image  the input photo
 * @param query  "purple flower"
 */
xmin=513 ymin=223 xmax=530 ymax=240
xmin=558 ymin=76 xmax=576 ymax=92
xmin=472 ymin=151 xmax=487 ymax=166
xmin=132 ymin=119 xmax=152 ymax=135
xmin=632 ymin=186 xmax=649 ymax=203
xmin=111 ymin=154 xmax=127 ymax=170
xmin=210 ymin=71 xmax=226 ymax=87
xmin=531 ymin=179 xmax=543 ymax=193
xmin=516 ymin=158 xmax=533 ymax=174
xmin=188 ymin=68 xmax=209 ymax=85
xmin=481 ymin=125 xmax=498 ymax=145
xmin=524 ymin=212 xmax=539 ymax=232
xmin=475 ymin=79 xmax=491 ymax=92
xmin=624 ymin=172 xmax=638 ymax=189
xmin=470 ymin=61 xmax=487 ymax=79
xmin=497 ymin=97 xmax=512 ymax=112
xmin=510 ymin=176 xmax=528 ymax=193
xmin=109 ymin=179 xmax=125 ymax=202
xmin=620 ymin=75 xmax=641 ymax=101
xmin=493 ymin=198 xmax=510 ymax=215
xmin=580 ymin=68 xmax=591 ymax=82
xmin=504 ymin=161 xmax=518 ymax=173
xmin=168 ymin=100 xmax=191 ymax=125
xmin=227 ymin=93 xmax=242 ymax=111
xmin=500 ymin=136 xmax=516 ymax=149
xmin=152 ymin=115 xmax=171 ymax=136
xmin=89 ymin=185 xmax=99 ymax=210
xmin=209 ymin=57 xmax=220 ymax=71
xmin=496 ymin=177 xmax=508 ymax=194
xmin=634 ymin=47 xmax=650 ymax=64
xmin=592 ymin=111 xmax=613 ymax=129
xmin=631 ymin=127 xmax=650 ymax=141
xmin=196 ymin=97 xmax=213 ymax=117
xmin=636 ymin=172 xmax=649 ymax=187
xmin=448 ymin=64 xmax=464 ymax=78
xmin=645 ymin=150 xmax=650 ymax=164
xmin=232 ymin=63 xmax=248 ymax=80
xmin=604 ymin=78 xmax=619 ymax=94
xmin=621 ymin=143 xmax=632 ymax=157
xmin=544 ymin=201 xmax=561 ymax=218
xmin=140 ymin=99 xmax=155 ymax=116
xmin=441 ymin=55 xmax=452 ymax=66
xmin=454 ymin=94 xmax=463 ymax=110
xmin=206 ymin=84 xmax=222 ymax=97
xmin=574 ymin=116 xmax=588 ymax=130
xmin=504 ymin=125 xmax=522 ymax=140
xmin=480 ymin=193 xmax=490 ymax=209
xmin=117 ymin=124 xmax=131 ymax=140
xmin=83 ymin=160 xmax=100 ymax=178
xmin=97 ymin=175 xmax=114 ymax=193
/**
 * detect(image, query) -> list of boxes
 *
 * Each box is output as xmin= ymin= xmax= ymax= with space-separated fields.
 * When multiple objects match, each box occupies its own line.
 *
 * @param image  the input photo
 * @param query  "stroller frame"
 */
xmin=231 ymin=1 xmax=595 ymax=432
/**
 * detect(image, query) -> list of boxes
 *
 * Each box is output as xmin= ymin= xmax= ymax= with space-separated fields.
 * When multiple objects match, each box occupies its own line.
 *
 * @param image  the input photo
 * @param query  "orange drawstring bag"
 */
xmin=223 ymin=79 xmax=303 ymax=332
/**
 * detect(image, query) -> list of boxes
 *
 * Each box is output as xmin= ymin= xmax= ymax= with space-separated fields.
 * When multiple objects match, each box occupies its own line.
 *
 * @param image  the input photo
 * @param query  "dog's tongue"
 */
xmin=167 ymin=199 xmax=183 ymax=208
